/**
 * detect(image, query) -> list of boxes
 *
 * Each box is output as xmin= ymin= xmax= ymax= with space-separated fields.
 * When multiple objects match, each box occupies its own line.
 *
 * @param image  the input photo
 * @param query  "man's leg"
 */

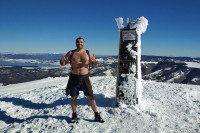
xmin=70 ymin=96 xmax=78 ymax=123
xmin=71 ymin=96 xmax=77 ymax=112
xmin=87 ymin=96 xmax=97 ymax=112
xmin=87 ymin=96 xmax=105 ymax=123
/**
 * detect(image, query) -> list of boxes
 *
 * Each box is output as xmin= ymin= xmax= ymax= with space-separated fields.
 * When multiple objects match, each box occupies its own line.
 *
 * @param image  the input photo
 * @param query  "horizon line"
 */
xmin=0 ymin=51 xmax=199 ymax=58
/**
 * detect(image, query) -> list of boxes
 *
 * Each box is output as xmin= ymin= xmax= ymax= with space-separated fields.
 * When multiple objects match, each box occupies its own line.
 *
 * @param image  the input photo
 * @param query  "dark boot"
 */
xmin=70 ymin=112 xmax=77 ymax=123
xmin=95 ymin=112 xmax=105 ymax=123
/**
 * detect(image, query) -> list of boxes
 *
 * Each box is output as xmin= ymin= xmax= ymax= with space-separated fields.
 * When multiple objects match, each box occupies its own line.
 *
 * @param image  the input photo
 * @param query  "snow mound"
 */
xmin=0 ymin=76 xmax=199 ymax=132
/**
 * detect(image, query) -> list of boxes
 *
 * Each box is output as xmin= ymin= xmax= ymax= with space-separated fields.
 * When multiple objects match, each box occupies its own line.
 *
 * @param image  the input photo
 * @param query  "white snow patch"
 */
xmin=164 ymin=67 xmax=172 ymax=70
xmin=143 ymin=70 xmax=162 ymax=77
xmin=97 ymin=58 xmax=117 ymax=64
xmin=141 ymin=61 xmax=158 ymax=64
xmin=192 ymin=78 xmax=199 ymax=82
xmin=103 ymin=69 xmax=112 ymax=76
xmin=167 ymin=71 xmax=184 ymax=82
xmin=22 ymin=67 xmax=37 ymax=69
xmin=96 ymin=58 xmax=104 ymax=62
xmin=185 ymin=62 xmax=200 ymax=68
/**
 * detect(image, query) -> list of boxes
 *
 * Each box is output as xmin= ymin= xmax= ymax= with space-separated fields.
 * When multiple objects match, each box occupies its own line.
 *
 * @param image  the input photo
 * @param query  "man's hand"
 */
xmin=91 ymin=54 xmax=97 ymax=67
xmin=60 ymin=54 xmax=67 ymax=66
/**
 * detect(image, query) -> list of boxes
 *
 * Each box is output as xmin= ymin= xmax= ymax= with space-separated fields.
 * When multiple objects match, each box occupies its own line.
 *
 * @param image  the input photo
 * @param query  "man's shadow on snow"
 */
xmin=0 ymin=94 xmax=115 ymax=110
xmin=0 ymin=94 xmax=115 ymax=124
xmin=0 ymin=109 xmax=71 ymax=124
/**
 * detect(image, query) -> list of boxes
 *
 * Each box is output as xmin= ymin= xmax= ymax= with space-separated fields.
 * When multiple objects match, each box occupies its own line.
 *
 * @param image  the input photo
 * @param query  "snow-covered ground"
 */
xmin=0 ymin=76 xmax=199 ymax=133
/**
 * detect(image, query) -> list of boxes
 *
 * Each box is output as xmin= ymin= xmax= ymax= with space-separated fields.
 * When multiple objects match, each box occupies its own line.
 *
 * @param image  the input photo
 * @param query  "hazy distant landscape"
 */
xmin=1 ymin=53 xmax=200 ymax=86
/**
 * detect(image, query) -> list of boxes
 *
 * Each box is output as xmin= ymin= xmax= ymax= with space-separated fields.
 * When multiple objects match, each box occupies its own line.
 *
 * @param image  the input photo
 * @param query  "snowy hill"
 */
xmin=0 ymin=76 xmax=199 ymax=133
xmin=142 ymin=60 xmax=200 ymax=85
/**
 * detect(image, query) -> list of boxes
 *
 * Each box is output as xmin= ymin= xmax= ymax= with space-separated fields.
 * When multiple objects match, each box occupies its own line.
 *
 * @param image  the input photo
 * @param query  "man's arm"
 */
xmin=60 ymin=51 xmax=71 ymax=66
xmin=89 ymin=51 xmax=97 ymax=67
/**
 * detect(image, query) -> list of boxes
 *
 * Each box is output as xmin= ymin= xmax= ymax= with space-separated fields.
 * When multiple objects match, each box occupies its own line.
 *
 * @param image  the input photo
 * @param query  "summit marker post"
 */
xmin=115 ymin=17 xmax=148 ymax=106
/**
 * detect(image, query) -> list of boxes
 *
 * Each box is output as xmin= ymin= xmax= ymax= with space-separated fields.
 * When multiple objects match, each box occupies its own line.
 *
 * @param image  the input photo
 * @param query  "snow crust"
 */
xmin=0 ymin=76 xmax=199 ymax=132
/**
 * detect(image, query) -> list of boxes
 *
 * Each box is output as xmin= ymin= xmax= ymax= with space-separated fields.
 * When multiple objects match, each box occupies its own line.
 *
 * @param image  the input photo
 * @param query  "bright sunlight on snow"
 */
xmin=0 ymin=76 xmax=199 ymax=132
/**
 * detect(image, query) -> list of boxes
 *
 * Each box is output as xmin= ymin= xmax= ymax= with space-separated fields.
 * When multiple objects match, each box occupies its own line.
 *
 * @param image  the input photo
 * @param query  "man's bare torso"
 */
xmin=70 ymin=50 xmax=89 ymax=75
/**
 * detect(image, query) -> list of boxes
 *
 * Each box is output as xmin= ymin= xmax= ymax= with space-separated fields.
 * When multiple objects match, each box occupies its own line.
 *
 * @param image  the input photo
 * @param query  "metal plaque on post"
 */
xmin=122 ymin=30 xmax=136 ymax=41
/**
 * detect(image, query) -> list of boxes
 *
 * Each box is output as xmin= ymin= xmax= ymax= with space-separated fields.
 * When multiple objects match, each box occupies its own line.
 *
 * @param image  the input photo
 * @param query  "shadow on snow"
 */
xmin=0 ymin=94 xmax=115 ymax=124
xmin=0 ymin=94 xmax=115 ymax=109
xmin=0 ymin=109 xmax=71 ymax=124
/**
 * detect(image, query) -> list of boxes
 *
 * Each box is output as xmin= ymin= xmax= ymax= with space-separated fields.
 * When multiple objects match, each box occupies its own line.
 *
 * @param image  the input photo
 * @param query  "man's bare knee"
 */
xmin=71 ymin=97 xmax=77 ymax=101
xmin=87 ymin=96 xmax=95 ymax=101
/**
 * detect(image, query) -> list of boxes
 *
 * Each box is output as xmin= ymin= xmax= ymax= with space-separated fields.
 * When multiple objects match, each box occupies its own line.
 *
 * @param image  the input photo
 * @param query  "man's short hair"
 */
xmin=76 ymin=37 xmax=84 ymax=43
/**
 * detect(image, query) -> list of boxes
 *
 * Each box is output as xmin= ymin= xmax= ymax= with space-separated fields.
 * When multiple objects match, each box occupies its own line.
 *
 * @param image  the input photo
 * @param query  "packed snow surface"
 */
xmin=0 ymin=76 xmax=200 ymax=133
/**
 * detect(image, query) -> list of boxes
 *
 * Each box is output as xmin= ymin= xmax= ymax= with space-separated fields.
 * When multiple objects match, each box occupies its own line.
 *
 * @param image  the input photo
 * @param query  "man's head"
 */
xmin=76 ymin=37 xmax=85 ymax=50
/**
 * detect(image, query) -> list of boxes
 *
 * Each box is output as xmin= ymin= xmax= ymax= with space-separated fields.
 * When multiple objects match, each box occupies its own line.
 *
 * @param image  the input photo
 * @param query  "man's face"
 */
xmin=76 ymin=39 xmax=84 ymax=49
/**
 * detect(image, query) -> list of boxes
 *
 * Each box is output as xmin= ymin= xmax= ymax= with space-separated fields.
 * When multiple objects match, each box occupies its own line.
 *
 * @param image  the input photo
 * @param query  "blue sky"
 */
xmin=0 ymin=0 xmax=200 ymax=57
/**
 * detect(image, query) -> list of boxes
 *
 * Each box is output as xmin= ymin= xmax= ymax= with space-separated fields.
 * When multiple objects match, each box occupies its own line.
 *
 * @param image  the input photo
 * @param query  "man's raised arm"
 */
xmin=60 ymin=51 xmax=71 ymax=66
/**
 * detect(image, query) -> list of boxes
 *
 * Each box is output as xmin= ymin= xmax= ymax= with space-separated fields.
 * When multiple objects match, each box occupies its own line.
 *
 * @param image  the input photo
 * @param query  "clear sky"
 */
xmin=0 ymin=0 xmax=200 ymax=57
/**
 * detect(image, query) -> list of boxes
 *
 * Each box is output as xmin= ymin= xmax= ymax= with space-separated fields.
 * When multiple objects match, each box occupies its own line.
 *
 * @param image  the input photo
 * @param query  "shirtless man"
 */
xmin=60 ymin=37 xmax=105 ymax=123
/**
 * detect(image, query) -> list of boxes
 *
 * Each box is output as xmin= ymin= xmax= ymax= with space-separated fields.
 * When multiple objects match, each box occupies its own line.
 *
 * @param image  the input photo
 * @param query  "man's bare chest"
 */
xmin=71 ymin=52 xmax=89 ymax=63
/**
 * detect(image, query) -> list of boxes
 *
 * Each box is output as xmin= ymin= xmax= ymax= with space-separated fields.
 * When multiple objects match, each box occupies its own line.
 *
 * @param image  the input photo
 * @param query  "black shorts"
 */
xmin=66 ymin=73 xmax=94 ymax=98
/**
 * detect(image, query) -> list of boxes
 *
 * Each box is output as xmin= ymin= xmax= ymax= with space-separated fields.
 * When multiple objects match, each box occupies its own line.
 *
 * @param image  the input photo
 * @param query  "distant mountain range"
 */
xmin=1 ymin=52 xmax=200 ymax=61
xmin=0 ymin=53 xmax=200 ymax=85
xmin=141 ymin=55 xmax=200 ymax=62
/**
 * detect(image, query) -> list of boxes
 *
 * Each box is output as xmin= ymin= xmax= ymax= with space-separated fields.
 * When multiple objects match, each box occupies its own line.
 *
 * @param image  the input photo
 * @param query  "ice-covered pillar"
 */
xmin=136 ymin=31 xmax=142 ymax=103
xmin=115 ymin=16 xmax=148 ymax=106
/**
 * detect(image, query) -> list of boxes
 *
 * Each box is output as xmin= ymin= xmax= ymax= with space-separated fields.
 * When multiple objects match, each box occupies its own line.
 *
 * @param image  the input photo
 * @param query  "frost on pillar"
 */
xmin=115 ymin=17 xmax=148 ymax=106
